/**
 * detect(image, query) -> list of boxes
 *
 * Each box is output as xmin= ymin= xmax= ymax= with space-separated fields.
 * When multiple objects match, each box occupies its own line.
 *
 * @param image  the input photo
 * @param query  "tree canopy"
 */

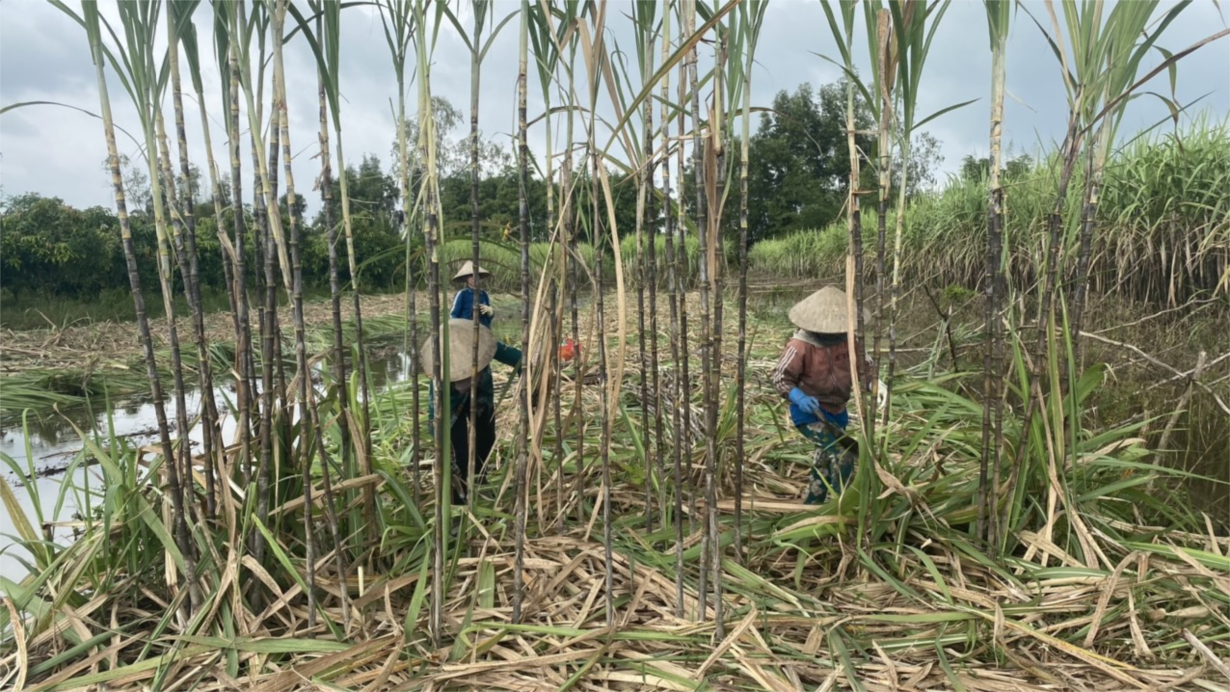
xmin=3 ymin=79 xmax=952 ymax=299
xmin=745 ymin=82 xmax=873 ymax=242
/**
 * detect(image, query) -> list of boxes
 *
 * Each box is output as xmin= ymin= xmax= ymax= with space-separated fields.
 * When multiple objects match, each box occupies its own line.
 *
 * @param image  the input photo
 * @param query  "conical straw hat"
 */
xmin=419 ymin=319 xmax=497 ymax=382
xmin=788 ymin=286 xmax=861 ymax=333
xmin=452 ymin=260 xmax=492 ymax=281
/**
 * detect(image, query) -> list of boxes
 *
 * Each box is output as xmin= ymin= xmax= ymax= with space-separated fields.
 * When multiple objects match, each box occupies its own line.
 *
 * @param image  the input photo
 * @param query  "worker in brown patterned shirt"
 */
xmin=772 ymin=286 xmax=871 ymax=504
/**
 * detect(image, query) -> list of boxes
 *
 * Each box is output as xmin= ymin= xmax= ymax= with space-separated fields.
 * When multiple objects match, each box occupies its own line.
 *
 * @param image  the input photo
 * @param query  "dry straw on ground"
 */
xmin=4 ymin=337 xmax=1227 ymax=691
xmin=0 ymin=294 xmax=412 ymax=375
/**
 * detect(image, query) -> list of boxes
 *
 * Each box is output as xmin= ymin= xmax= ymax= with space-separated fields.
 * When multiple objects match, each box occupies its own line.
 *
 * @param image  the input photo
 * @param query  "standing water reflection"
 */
xmin=0 ymin=346 xmax=416 ymax=587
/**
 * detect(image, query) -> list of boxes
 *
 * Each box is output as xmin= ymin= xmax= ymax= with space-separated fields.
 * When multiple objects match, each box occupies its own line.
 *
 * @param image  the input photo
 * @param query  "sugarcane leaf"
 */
xmin=914 ymin=98 xmax=979 ymax=130
xmin=479 ymin=10 xmax=520 ymax=62
xmin=600 ymin=0 xmax=741 ymax=158
xmin=438 ymin=2 xmax=474 ymax=53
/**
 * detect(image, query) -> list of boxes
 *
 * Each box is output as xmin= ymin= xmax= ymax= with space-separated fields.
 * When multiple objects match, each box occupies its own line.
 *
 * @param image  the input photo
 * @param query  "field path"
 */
xmin=0 ymin=293 xmax=413 ymax=375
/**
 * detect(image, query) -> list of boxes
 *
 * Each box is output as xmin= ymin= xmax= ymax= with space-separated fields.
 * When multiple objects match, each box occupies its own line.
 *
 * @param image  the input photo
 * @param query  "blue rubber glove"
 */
xmin=789 ymin=387 xmax=821 ymax=416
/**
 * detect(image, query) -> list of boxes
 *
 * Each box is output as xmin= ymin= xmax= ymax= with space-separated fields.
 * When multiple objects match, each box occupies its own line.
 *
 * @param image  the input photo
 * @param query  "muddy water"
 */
xmin=0 ymin=349 xmax=416 ymax=588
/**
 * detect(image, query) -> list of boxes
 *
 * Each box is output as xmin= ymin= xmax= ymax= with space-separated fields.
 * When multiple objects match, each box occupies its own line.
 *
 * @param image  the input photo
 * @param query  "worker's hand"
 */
xmin=789 ymin=387 xmax=822 ymax=416
xmin=478 ymin=303 xmax=494 ymax=317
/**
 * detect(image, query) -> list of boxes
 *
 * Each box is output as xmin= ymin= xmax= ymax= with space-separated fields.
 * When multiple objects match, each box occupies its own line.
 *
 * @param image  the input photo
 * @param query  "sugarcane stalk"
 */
xmin=979 ymin=0 xmax=1009 ymax=547
xmin=566 ymin=43 xmax=585 ymax=530
xmin=166 ymin=5 xmax=220 ymax=521
xmin=683 ymin=0 xmax=718 ymax=627
xmin=321 ymin=1 xmax=378 ymax=543
xmin=153 ymin=110 xmax=199 ymax=529
xmin=873 ymin=10 xmax=892 ymax=432
xmin=594 ymin=154 xmax=616 ymax=629
xmin=1003 ymin=109 xmax=1083 ymax=527
xmin=644 ymin=59 xmax=665 ymax=537
xmin=412 ymin=0 xmax=450 ymax=645
xmin=226 ymin=42 xmax=258 ymax=488
xmin=143 ymin=77 xmax=198 ymax=616
xmin=313 ymin=7 xmax=354 ymax=516
xmin=465 ymin=1 xmax=490 ymax=519
xmin=1071 ymin=120 xmax=1109 ymax=363
xmin=254 ymin=105 xmax=279 ymax=570
xmin=535 ymin=8 xmax=564 ymax=533
xmin=660 ymin=5 xmax=686 ymax=617
xmin=380 ymin=0 xmax=418 ymax=506
xmin=584 ymin=5 xmax=617 ymax=628
xmin=184 ymin=9 xmax=237 ymax=518
xmin=733 ymin=2 xmax=761 ymax=562
xmin=676 ymin=1 xmax=696 ymax=532
xmin=846 ymin=20 xmax=870 ymax=441
xmin=80 ymin=0 xmax=198 ymax=614
xmin=634 ymin=45 xmax=654 ymax=533
xmin=706 ymin=21 xmax=727 ymax=639
xmin=513 ymin=0 xmax=531 ymax=624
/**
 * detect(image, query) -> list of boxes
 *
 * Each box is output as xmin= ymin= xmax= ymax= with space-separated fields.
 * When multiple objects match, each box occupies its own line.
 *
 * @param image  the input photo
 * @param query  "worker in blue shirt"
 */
xmin=451 ymin=260 xmax=494 ymax=327
xmin=450 ymin=258 xmax=520 ymax=374
xmin=422 ymin=318 xmax=522 ymax=506
xmin=429 ymin=261 xmax=522 ymax=504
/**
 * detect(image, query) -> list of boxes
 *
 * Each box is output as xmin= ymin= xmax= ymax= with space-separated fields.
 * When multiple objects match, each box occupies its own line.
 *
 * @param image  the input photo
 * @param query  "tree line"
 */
xmin=1 ymin=80 xmax=948 ymax=300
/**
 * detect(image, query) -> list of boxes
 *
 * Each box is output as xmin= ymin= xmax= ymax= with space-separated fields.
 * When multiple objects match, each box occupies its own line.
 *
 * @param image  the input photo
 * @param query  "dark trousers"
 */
xmin=449 ymin=399 xmax=496 ymax=504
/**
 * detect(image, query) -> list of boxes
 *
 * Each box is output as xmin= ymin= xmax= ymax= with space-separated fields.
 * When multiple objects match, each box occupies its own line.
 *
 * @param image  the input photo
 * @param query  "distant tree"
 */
xmin=893 ymin=131 xmax=944 ymax=199
xmin=102 ymin=154 xmax=152 ymax=214
xmin=280 ymin=192 xmax=307 ymax=222
xmin=388 ymin=95 xmax=513 ymax=185
xmin=679 ymin=82 xmax=945 ymax=241
xmin=959 ymin=151 xmax=1034 ymax=182
xmin=99 ymin=154 xmax=202 ymax=215
xmin=315 ymin=154 xmax=399 ymax=231
xmin=437 ymin=169 xmax=549 ymax=242
xmin=175 ymin=161 xmax=203 ymax=209
xmin=0 ymin=194 xmax=128 ymax=297
xmin=389 ymin=96 xmax=464 ymax=182
xmin=306 ymin=155 xmax=404 ymax=289
xmin=740 ymin=81 xmax=875 ymax=243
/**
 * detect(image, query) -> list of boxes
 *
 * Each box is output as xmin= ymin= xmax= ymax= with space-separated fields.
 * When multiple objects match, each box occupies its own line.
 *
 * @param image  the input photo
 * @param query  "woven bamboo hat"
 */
xmin=419 ymin=319 xmax=497 ymax=382
xmin=452 ymin=260 xmax=492 ymax=282
xmin=788 ymin=286 xmax=864 ymax=333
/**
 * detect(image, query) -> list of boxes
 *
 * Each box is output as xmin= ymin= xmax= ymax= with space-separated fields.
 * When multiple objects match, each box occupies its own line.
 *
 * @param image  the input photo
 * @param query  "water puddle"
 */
xmin=0 ymin=347 xmax=417 ymax=588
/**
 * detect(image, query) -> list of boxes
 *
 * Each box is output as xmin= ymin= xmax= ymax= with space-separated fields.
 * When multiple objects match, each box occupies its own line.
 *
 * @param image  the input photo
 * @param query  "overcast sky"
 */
xmin=1 ymin=0 xmax=1227 ymax=216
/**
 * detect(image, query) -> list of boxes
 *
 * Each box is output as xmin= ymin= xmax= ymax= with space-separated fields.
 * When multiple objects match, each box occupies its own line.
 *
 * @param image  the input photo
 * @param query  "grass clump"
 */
xmin=749 ymin=117 xmax=1230 ymax=305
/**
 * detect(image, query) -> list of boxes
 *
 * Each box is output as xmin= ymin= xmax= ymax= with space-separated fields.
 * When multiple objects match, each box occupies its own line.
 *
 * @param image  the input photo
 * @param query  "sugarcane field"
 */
xmin=1 ymin=0 xmax=1229 ymax=690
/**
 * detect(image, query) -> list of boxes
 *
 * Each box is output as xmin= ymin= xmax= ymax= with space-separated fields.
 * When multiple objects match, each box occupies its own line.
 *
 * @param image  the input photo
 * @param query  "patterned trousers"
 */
xmin=797 ymin=408 xmax=855 ymax=505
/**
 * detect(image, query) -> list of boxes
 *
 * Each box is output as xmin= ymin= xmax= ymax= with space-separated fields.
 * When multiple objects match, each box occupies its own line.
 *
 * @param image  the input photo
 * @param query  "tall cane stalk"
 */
xmin=378 ymin=0 xmax=418 ymax=505
xmin=978 ymin=0 xmax=1010 ymax=547
xmin=631 ymin=1 xmax=661 ymax=533
xmin=319 ymin=1 xmax=376 ymax=542
xmin=165 ymin=2 xmax=220 ymax=521
xmin=732 ymin=0 xmax=767 ymax=562
xmin=181 ymin=7 xmax=236 ymax=521
xmin=513 ymin=0 xmax=531 ymax=624
xmin=884 ymin=1 xmax=951 ymax=429
xmin=408 ymin=0 xmax=451 ymax=645
xmin=660 ymin=4 xmax=686 ymax=616
xmin=76 ymin=0 xmax=199 ymax=613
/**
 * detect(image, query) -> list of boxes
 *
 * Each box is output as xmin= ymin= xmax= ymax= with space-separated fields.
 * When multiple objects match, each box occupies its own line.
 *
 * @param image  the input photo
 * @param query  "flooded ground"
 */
xmin=0 ymin=348 xmax=416 ymax=587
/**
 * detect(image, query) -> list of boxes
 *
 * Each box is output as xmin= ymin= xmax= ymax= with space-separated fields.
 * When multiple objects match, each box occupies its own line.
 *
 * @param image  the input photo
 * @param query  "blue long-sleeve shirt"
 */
xmin=451 ymin=287 xmax=492 ymax=328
